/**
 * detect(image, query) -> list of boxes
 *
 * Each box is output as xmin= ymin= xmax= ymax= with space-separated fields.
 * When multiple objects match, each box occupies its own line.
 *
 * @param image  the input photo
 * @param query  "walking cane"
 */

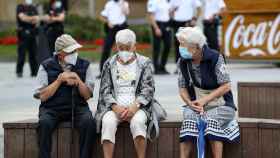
xmin=71 ymin=86 xmax=76 ymax=158
xmin=65 ymin=64 xmax=76 ymax=158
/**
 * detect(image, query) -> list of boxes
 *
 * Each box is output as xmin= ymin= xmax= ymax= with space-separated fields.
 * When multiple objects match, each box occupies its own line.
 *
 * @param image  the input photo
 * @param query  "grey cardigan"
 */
xmin=95 ymin=53 xmax=156 ymax=133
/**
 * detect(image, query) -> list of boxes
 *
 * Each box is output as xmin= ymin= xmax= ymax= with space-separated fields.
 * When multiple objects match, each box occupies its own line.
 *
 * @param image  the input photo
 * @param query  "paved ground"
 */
xmin=0 ymin=62 xmax=280 ymax=158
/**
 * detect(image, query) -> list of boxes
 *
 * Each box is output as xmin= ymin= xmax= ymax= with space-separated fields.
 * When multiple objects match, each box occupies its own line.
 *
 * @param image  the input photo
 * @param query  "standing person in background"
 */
xmin=170 ymin=0 xmax=202 ymax=66
xmin=98 ymin=0 xmax=129 ymax=78
xmin=203 ymin=0 xmax=226 ymax=51
xmin=16 ymin=0 xmax=39 ymax=78
xmin=43 ymin=0 xmax=65 ymax=55
xmin=147 ymin=0 xmax=172 ymax=75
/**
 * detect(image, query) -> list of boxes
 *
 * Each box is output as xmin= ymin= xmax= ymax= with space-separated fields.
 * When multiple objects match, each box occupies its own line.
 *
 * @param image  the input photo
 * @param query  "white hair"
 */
xmin=176 ymin=27 xmax=207 ymax=49
xmin=115 ymin=29 xmax=136 ymax=46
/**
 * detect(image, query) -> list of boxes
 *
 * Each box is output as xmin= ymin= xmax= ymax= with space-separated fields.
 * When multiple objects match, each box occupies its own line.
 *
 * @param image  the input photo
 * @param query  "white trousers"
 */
xmin=101 ymin=110 xmax=147 ymax=144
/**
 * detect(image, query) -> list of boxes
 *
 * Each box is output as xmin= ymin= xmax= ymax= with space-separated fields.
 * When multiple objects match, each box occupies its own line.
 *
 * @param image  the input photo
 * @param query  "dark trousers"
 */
xmin=152 ymin=21 xmax=172 ymax=71
xmin=203 ymin=20 xmax=219 ymax=51
xmin=47 ymin=27 xmax=64 ymax=54
xmin=99 ymin=23 xmax=128 ymax=73
xmin=172 ymin=20 xmax=192 ymax=63
xmin=38 ymin=106 xmax=96 ymax=158
xmin=16 ymin=30 xmax=38 ymax=76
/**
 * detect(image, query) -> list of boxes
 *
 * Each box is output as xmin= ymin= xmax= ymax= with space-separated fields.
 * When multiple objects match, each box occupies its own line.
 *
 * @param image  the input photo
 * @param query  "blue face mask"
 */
xmin=179 ymin=47 xmax=192 ymax=59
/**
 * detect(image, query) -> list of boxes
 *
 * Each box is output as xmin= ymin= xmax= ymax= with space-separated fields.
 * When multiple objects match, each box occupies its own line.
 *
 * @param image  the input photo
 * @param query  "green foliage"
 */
xmin=0 ymin=27 xmax=17 ymax=38
xmin=64 ymin=14 xmax=105 ymax=40
xmin=129 ymin=24 xmax=151 ymax=43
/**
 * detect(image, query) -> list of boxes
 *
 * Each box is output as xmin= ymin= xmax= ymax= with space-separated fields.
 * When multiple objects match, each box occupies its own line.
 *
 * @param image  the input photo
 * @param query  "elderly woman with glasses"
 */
xmin=176 ymin=27 xmax=240 ymax=158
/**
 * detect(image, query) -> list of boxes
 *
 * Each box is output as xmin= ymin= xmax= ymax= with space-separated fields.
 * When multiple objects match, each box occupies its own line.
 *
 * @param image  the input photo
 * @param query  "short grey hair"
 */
xmin=115 ymin=29 xmax=136 ymax=46
xmin=176 ymin=27 xmax=207 ymax=49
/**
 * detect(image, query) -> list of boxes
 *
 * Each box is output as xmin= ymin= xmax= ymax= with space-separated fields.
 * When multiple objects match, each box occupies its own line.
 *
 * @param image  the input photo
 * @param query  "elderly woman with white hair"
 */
xmin=95 ymin=29 xmax=162 ymax=158
xmin=176 ymin=27 xmax=240 ymax=158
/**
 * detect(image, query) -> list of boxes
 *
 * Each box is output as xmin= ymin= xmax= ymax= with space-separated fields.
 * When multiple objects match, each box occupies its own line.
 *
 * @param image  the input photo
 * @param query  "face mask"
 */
xmin=64 ymin=52 xmax=78 ymax=65
xmin=179 ymin=47 xmax=192 ymax=59
xmin=25 ymin=0 xmax=33 ymax=5
xmin=118 ymin=51 xmax=134 ymax=63
xmin=54 ymin=1 xmax=62 ymax=9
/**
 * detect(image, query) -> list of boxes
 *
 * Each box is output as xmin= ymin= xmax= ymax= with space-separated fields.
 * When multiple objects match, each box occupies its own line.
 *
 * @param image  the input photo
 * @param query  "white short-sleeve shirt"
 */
xmin=100 ymin=0 xmax=128 ymax=25
xmin=147 ymin=0 xmax=171 ymax=22
xmin=170 ymin=0 xmax=202 ymax=22
xmin=203 ymin=0 xmax=226 ymax=20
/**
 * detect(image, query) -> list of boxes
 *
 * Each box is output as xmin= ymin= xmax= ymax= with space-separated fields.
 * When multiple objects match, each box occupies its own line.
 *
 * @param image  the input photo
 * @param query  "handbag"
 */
xmin=186 ymin=63 xmax=225 ymax=108
xmin=147 ymin=99 xmax=167 ymax=142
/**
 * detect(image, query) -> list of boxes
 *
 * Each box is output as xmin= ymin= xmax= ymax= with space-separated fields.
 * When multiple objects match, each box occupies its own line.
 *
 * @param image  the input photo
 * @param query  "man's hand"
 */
xmin=58 ymin=72 xmax=81 ymax=84
xmin=108 ymin=22 xmax=114 ymax=29
xmin=155 ymin=28 xmax=162 ymax=37
xmin=58 ymin=72 xmax=72 ymax=82
xmin=65 ymin=78 xmax=79 ymax=86
xmin=31 ymin=16 xmax=39 ymax=24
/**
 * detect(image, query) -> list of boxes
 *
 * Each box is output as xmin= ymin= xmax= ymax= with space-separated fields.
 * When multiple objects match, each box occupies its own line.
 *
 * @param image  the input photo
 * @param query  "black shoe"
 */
xmin=154 ymin=69 xmax=162 ymax=75
xmin=159 ymin=68 xmax=170 ymax=75
xmin=31 ymin=73 xmax=37 ymax=77
xmin=17 ymin=73 xmax=23 ymax=78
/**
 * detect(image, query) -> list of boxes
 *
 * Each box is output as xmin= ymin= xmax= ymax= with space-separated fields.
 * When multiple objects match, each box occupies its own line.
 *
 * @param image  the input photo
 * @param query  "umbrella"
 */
xmin=196 ymin=115 xmax=207 ymax=158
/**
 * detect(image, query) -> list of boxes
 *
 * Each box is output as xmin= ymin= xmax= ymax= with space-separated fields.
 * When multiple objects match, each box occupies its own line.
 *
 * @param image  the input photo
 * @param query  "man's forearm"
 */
xmin=39 ymin=79 xmax=62 ymax=102
xmin=77 ymin=81 xmax=92 ymax=100
xmin=148 ymin=14 xmax=159 ymax=30
xmin=19 ymin=13 xmax=38 ymax=24
xmin=99 ymin=15 xmax=109 ymax=24
xmin=50 ymin=13 xmax=65 ymax=22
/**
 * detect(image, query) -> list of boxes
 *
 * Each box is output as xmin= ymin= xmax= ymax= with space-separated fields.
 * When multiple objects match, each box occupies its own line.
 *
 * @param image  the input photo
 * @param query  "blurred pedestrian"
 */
xmin=147 ymin=0 xmax=172 ymax=75
xmin=98 ymin=0 xmax=129 ymax=78
xmin=170 ymin=0 xmax=202 ymax=64
xmin=42 ymin=0 xmax=65 ymax=54
xmin=202 ymin=0 xmax=226 ymax=51
xmin=16 ymin=0 xmax=39 ymax=77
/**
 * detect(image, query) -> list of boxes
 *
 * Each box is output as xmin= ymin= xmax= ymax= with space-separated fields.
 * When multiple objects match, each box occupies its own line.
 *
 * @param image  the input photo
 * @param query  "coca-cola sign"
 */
xmin=223 ymin=14 xmax=280 ymax=59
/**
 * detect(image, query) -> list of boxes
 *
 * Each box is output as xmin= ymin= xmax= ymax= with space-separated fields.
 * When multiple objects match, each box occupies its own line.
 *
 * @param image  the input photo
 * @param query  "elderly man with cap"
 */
xmin=96 ymin=29 xmax=162 ymax=158
xmin=34 ymin=34 xmax=96 ymax=158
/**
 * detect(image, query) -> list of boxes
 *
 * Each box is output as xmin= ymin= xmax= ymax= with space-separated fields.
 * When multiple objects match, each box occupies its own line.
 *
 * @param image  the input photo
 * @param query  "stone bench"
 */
xmin=3 ymin=117 xmax=280 ymax=158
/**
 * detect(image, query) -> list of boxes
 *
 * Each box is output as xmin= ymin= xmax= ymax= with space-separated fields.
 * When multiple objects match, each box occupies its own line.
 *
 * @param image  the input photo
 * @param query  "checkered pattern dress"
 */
xmin=179 ymin=106 xmax=240 ymax=142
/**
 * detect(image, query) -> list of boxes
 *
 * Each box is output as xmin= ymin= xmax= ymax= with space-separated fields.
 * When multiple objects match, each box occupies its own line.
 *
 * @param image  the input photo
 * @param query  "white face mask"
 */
xmin=118 ymin=51 xmax=134 ymax=63
xmin=54 ymin=1 xmax=62 ymax=9
xmin=25 ymin=0 xmax=33 ymax=5
xmin=64 ymin=52 xmax=78 ymax=65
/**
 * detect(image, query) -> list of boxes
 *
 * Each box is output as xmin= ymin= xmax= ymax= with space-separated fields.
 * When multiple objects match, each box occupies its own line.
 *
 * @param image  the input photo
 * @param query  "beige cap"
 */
xmin=54 ymin=34 xmax=82 ymax=54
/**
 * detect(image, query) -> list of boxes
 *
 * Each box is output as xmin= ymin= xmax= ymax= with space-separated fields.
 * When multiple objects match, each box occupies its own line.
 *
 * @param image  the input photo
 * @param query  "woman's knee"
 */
xmin=102 ymin=111 xmax=118 ymax=129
